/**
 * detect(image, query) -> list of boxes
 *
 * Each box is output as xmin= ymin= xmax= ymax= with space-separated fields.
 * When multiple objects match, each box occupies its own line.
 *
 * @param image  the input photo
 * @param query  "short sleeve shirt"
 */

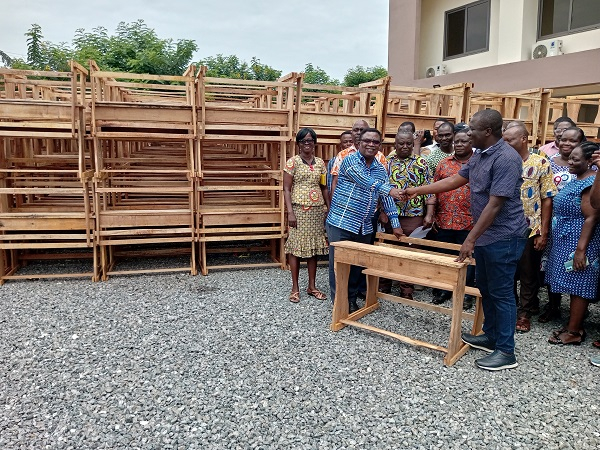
xmin=387 ymin=154 xmax=433 ymax=217
xmin=521 ymin=154 xmax=558 ymax=237
xmin=434 ymin=155 xmax=473 ymax=230
xmin=458 ymin=139 xmax=527 ymax=246
xmin=284 ymin=155 xmax=326 ymax=206
xmin=424 ymin=146 xmax=454 ymax=173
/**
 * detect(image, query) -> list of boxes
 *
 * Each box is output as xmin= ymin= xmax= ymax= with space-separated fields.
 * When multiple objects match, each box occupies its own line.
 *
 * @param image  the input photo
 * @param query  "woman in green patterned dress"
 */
xmin=283 ymin=128 xmax=330 ymax=303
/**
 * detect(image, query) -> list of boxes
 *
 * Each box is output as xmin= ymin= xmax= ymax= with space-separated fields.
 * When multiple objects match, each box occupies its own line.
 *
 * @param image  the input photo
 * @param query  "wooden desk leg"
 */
xmin=471 ymin=296 xmax=484 ymax=335
xmin=331 ymin=261 xmax=350 ymax=331
xmin=365 ymin=274 xmax=380 ymax=309
xmin=444 ymin=269 xmax=466 ymax=366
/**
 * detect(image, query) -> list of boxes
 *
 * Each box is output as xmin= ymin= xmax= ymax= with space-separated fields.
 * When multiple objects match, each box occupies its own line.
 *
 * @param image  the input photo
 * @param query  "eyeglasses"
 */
xmin=298 ymin=139 xmax=315 ymax=145
xmin=361 ymin=139 xmax=381 ymax=146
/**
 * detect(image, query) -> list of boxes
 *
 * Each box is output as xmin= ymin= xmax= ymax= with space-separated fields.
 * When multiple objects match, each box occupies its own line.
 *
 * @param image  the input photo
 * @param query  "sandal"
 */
xmin=551 ymin=326 xmax=568 ymax=338
xmin=307 ymin=289 xmax=327 ymax=300
xmin=289 ymin=291 xmax=300 ymax=303
xmin=548 ymin=329 xmax=586 ymax=345
xmin=516 ymin=317 xmax=531 ymax=333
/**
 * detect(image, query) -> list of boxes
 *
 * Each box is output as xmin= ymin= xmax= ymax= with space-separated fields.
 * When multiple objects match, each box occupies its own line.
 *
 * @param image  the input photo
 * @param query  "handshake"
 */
xmin=390 ymin=187 xmax=418 ymax=201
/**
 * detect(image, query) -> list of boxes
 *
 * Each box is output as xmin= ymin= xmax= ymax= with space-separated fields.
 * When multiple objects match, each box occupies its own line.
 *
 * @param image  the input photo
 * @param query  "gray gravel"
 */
xmin=1 ymin=262 xmax=599 ymax=449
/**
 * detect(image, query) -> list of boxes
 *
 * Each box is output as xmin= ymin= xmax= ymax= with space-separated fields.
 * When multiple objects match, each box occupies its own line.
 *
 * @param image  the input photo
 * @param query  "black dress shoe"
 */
xmin=349 ymin=300 xmax=359 ymax=313
xmin=462 ymin=333 xmax=495 ymax=353
xmin=475 ymin=350 xmax=518 ymax=371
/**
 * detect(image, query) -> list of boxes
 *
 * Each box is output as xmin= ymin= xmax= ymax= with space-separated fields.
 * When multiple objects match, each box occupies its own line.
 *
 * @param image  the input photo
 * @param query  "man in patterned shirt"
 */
xmin=329 ymin=119 xmax=388 ymax=196
xmin=424 ymin=121 xmax=454 ymax=173
xmin=327 ymin=128 xmax=404 ymax=312
xmin=503 ymin=122 xmax=558 ymax=333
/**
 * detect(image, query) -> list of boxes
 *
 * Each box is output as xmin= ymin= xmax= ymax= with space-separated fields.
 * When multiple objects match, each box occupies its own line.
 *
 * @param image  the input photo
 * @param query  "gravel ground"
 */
xmin=1 ymin=261 xmax=599 ymax=449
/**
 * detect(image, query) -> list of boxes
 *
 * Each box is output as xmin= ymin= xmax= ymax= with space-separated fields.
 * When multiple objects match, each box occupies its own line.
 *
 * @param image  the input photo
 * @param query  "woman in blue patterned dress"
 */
xmin=539 ymin=127 xmax=587 ymax=322
xmin=547 ymin=142 xmax=600 ymax=345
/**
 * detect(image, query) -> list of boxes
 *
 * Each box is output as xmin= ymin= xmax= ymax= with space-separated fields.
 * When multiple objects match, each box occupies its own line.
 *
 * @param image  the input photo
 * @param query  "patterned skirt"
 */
xmin=284 ymin=204 xmax=329 ymax=258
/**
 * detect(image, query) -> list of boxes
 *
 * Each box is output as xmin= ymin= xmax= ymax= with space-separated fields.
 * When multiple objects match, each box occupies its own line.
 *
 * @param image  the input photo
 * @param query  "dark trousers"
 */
xmin=514 ymin=236 xmax=543 ymax=318
xmin=427 ymin=228 xmax=476 ymax=296
xmin=328 ymin=225 xmax=373 ymax=305
xmin=475 ymin=237 xmax=527 ymax=354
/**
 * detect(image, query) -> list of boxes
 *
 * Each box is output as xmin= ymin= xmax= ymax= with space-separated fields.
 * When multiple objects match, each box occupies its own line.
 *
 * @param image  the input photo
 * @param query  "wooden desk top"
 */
xmin=331 ymin=240 xmax=468 ymax=269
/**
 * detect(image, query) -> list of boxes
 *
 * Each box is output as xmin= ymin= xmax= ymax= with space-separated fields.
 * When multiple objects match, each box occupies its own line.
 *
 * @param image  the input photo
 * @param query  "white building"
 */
xmin=388 ymin=0 xmax=600 ymax=95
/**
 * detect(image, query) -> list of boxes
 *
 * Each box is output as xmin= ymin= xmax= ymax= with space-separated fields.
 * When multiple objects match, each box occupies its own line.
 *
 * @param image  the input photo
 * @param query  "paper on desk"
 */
xmin=408 ymin=226 xmax=431 ymax=239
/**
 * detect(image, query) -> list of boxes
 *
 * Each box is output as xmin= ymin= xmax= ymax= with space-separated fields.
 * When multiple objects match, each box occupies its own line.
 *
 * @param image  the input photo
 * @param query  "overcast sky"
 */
xmin=0 ymin=0 xmax=389 ymax=80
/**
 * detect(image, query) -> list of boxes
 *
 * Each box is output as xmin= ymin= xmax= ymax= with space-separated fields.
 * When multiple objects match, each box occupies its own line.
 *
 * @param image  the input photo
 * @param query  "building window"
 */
xmin=444 ymin=0 xmax=490 ymax=60
xmin=539 ymin=0 xmax=600 ymax=38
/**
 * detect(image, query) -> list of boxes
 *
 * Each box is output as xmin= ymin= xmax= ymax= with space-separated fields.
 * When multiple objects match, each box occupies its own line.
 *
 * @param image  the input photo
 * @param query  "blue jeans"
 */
xmin=475 ymin=237 xmax=527 ymax=354
xmin=327 ymin=224 xmax=373 ymax=304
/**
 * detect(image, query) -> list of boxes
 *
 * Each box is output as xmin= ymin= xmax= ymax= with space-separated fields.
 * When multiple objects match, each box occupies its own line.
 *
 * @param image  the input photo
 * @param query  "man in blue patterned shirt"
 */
xmin=327 ymin=128 xmax=404 ymax=312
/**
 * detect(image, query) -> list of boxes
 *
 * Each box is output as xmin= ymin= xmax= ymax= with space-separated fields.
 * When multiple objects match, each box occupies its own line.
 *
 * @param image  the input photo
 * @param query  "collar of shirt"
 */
xmin=449 ymin=153 xmax=471 ymax=163
xmin=474 ymin=139 xmax=503 ymax=155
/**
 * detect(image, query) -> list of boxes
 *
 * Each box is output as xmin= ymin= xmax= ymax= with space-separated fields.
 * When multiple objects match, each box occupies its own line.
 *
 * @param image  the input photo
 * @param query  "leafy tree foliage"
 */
xmin=343 ymin=65 xmax=388 ymax=87
xmin=302 ymin=63 xmax=339 ymax=86
xmin=16 ymin=21 xmax=197 ymax=75
xmin=25 ymin=24 xmax=45 ymax=68
xmin=199 ymin=54 xmax=281 ymax=81
xmin=10 ymin=22 xmax=384 ymax=88
xmin=72 ymin=20 xmax=197 ymax=74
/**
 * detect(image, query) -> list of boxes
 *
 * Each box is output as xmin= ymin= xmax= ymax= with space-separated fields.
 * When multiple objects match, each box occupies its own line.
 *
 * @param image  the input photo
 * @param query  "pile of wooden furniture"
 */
xmin=1 ymin=60 xmax=598 ymax=283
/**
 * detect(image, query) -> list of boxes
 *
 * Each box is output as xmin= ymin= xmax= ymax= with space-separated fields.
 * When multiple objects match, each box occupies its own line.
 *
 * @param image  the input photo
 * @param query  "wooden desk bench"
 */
xmin=330 ymin=240 xmax=483 ymax=366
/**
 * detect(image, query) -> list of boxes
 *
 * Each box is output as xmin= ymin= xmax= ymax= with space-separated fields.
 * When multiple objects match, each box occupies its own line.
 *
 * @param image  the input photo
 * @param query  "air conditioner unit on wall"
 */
xmin=425 ymin=64 xmax=447 ymax=78
xmin=532 ymin=39 xmax=564 ymax=59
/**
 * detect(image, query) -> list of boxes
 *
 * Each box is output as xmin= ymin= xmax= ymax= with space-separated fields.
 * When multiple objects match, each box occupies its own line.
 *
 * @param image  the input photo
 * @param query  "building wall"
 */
xmin=389 ymin=0 xmax=600 ymax=92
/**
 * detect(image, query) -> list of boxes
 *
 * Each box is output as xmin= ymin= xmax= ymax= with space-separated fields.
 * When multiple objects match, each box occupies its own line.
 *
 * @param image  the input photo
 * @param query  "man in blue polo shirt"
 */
xmin=327 ymin=128 xmax=404 ymax=313
xmin=403 ymin=110 xmax=527 ymax=371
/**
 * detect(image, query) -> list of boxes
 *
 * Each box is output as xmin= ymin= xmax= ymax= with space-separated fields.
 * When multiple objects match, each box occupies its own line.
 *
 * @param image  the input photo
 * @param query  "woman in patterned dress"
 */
xmin=547 ymin=142 xmax=600 ymax=345
xmin=283 ymin=128 xmax=330 ymax=303
xmin=539 ymin=126 xmax=587 ymax=322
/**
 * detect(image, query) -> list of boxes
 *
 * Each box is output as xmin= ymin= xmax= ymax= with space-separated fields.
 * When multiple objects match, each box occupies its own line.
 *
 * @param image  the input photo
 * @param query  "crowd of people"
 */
xmin=282 ymin=111 xmax=600 ymax=372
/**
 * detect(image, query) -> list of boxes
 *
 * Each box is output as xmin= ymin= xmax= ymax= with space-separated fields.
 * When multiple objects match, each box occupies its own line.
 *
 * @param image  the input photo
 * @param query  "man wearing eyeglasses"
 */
xmin=327 ymin=128 xmax=404 ymax=313
xmin=328 ymin=119 xmax=388 ymax=197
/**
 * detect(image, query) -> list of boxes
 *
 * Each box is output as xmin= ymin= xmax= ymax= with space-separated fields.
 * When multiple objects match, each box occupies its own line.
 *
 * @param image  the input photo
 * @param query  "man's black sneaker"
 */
xmin=475 ymin=350 xmax=518 ymax=371
xmin=461 ymin=333 xmax=495 ymax=353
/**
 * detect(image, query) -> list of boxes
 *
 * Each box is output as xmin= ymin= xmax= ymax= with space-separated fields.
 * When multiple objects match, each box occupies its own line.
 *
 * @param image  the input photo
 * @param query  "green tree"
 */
xmin=199 ymin=54 xmax=281 ymax=81
xmin=302 ymin=63 xmax=339 ymax=85
xmin=16 ymin=21 xmax=197 ymax=76
xmin=249 ymin=57 xmax=281 ymax=81
xmin=25 ymin=24 xmax=45 ymax=69
xmin=343 ymin=65 xmax=388 ymax=87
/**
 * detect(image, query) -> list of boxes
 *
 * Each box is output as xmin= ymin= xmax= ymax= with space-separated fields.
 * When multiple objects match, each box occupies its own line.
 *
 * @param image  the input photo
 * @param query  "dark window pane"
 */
xmin=540 ymin=0 xmax=570 ymax=36
xmin=571 ymin=0 xmax=600 ymax=29
xmin=466 ymin=2 xmax=488 ymax=52
xmin=446 ymin=9 xmax=466 ymax=57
